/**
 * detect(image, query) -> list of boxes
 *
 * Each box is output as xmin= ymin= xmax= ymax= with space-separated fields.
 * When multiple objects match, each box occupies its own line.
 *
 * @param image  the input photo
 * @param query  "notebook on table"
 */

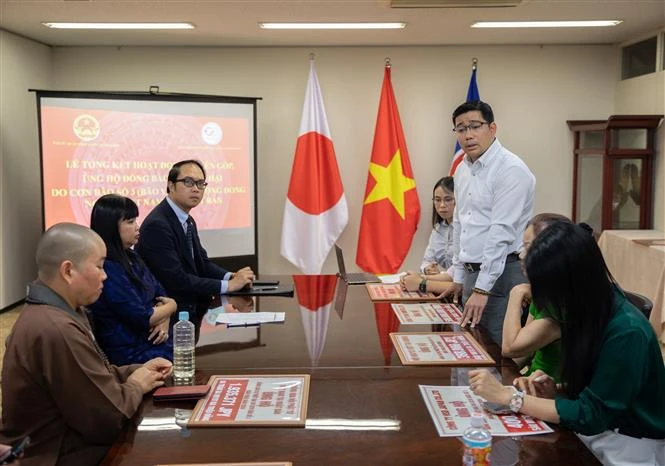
xmin=334 ymin=244 xmax=380 ymax=285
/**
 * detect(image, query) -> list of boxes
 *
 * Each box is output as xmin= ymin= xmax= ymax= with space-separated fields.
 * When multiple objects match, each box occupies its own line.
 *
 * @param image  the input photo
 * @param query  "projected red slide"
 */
xmin=41 ymin=106 xmax=251 ymax=230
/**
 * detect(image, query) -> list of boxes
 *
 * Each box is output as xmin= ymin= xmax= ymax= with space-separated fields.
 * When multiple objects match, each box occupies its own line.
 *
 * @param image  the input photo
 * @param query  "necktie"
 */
xmin=185 ymin=217 xmax=195 ymax=261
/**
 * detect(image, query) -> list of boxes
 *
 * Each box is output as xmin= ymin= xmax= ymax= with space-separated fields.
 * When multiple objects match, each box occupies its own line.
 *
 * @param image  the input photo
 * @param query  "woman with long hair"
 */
xmin=501 ymin=213 xmax=572 ymax=380
xmin=470 ymin=222 xmax=665 ymax=465
xmin=89 ymin=194 xmax=177 ymax=365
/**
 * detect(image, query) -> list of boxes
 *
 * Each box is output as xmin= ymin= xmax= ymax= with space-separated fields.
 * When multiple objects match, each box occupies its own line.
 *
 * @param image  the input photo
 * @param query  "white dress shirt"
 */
xmin=420 ymin=221 xmax=454 ymax=273
xmin=452 ymin=138 xmax=535 ymax=291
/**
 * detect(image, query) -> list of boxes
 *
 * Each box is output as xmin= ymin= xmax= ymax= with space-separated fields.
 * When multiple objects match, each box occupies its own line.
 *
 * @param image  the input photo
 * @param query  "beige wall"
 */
xmin=50 ymin=44 xmax=617 ymax=275
xmin=0 ymin=31 xmax=51 ymax=308
xmin=615 ymin=70 xmax=665 ymax=231
xmin=0 ymin=38 xmax=628 ymax=307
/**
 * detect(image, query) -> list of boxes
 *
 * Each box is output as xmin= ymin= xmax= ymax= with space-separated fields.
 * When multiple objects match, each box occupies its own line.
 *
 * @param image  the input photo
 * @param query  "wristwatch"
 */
xmin=419 ymin=279 xmax=427 ymax=293
xmin=509 ymin=387 xmax=524 ymax=413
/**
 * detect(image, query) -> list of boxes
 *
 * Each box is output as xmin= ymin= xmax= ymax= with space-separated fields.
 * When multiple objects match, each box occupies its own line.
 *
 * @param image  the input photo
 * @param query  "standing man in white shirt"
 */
xmin=443 ymin=101 xmax=535 ymax=345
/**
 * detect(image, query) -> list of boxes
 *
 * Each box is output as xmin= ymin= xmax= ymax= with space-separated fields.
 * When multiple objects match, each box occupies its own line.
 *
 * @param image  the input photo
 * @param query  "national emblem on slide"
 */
xmin=72 ymin=114 xmax=101 ymax=142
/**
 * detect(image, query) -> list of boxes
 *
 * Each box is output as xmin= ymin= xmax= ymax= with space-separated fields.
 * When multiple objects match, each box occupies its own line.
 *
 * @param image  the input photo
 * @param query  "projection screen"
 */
xmin=35 ymin=91 xmax=258 ymax=261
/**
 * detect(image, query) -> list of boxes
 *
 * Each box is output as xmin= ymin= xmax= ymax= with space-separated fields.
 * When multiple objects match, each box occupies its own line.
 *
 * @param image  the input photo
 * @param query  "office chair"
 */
xmin=624 ymin=291 xmax=653 ymax=319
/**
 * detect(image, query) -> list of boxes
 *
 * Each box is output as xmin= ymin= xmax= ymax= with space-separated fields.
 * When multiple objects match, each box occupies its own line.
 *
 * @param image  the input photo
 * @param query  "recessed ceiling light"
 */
xmin=41 ymin=22 xmax=195 ymax=30
xmin=471 ymin=20 xmax=622 ymax=28
xmin=259 ymin=22 xmax=406 ymax=30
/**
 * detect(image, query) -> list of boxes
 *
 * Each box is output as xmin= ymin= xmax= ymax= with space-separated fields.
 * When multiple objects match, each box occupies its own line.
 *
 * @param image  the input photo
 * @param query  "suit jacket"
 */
xmin=136 ymin=198 xmax=229 ymax=315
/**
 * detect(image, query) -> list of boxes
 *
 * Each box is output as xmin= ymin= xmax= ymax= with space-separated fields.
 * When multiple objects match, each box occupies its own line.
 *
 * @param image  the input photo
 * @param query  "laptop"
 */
xmin=334 ymin=244 xmax=381 ymax=285
xmin=333 ymin=278 xmax=348 ymax=319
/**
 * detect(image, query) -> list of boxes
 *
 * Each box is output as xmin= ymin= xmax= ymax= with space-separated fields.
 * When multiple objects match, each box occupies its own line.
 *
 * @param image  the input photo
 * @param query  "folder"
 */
xmin=226 ymin=284 xmax=294 ymax=297
xmin=153 ymin=385 xmax=210 ymax=401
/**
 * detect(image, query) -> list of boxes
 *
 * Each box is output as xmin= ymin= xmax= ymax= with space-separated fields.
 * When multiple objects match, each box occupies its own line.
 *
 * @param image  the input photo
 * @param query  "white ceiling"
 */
xmin=0 ymin=0 xmax=663 ymax=47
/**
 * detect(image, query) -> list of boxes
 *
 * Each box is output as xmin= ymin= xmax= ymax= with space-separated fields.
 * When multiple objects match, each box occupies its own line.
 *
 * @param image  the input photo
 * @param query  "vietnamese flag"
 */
xmin=281 ymin=59 xmax=348 ymax=274
xmin=356 ymin=64 xmax=420 ymax=273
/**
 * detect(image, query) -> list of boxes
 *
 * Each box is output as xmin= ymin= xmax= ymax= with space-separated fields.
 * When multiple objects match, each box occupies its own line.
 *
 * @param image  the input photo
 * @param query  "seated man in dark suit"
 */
xmin=136 ymin=160 xmax=254 ymax=331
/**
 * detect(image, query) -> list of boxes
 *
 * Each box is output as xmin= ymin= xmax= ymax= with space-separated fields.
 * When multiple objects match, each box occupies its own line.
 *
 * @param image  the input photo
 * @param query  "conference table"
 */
xmin=101 ymin=275 xmax=598 ymax=466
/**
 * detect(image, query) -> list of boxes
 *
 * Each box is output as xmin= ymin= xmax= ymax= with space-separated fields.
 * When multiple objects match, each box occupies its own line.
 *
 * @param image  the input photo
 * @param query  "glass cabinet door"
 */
xmin=576 ymin=154 xmax=603 ymax=233
xmin=611 ymin=159 xmax=642 ymax=229
xmin=568 ymin=115 xmax=662 ymax=232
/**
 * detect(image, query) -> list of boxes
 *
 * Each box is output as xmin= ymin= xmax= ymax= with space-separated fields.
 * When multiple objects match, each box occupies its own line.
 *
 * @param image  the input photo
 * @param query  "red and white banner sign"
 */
xmin=420 ymin=385 xmax=554 ymax=437
xmin=391 ymin=302 xmax=463 ymax=324
xmin=365 ymin=283 xmax=438 ymax=302
xmin=390 ymin=332 xmax=494 ymax=366
xmin=189 ymin=375 xmax=310 ymax=426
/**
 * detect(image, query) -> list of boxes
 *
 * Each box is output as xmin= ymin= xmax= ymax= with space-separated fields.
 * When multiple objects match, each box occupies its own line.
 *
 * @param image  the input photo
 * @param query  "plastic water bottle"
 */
xmin=462 ymin=413 xmax=492 ymax=465
xmin=173 ymin=311 xmax=195 ymax=385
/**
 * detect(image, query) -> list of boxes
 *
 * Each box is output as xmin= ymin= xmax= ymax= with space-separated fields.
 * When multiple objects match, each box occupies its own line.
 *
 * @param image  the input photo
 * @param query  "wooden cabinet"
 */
xmin=567 ymin=115 xmax=663 ymax=232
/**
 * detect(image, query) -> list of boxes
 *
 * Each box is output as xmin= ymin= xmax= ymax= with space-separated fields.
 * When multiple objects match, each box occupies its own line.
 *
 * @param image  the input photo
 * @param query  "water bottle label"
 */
xmin=462 ymin=446 xmax=491 ymax=466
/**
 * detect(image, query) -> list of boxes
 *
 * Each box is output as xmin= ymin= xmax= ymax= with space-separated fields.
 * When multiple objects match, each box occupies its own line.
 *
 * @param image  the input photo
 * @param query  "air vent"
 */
xmin=390 ymin=0 xmax=524 ymax=7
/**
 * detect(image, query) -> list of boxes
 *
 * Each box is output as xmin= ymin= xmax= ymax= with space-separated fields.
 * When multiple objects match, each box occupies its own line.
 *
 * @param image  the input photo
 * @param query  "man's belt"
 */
xmin=463 ymin=252 xmax=520 ymax=273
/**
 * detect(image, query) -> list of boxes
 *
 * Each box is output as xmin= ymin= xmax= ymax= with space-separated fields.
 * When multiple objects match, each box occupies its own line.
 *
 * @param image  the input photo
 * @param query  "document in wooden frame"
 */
xmin=390 ymin=332 xmax=495 ymax=366
xmin=391 ymin=302 xmax=463 ymax=325
xmin=188 ymin=375 xmax=310 ymax=427
xmin=365 ymin=283 xmax=440 ymax=302
xmin=156 ymin=463 xmax=293 ymax=466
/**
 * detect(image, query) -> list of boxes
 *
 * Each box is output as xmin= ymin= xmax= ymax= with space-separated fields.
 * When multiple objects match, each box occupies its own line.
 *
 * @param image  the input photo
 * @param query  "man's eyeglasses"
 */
xmin=453 ymin=121 xmax=489 ymax=135
xmin=175 ymin=177 xmax=208 ymax=189
xmin=432 ymin=196 xmax=455 ymax=205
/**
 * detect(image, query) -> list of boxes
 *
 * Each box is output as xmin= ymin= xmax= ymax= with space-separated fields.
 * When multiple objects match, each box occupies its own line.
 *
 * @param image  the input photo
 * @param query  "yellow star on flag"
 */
xmin=364 ymin=149 xmax=416 ymax=219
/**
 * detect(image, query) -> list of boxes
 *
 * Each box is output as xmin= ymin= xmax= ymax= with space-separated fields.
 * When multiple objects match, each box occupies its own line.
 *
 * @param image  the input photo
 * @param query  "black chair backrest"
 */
xmin=624 ymin=291 xmax=653 ymax=319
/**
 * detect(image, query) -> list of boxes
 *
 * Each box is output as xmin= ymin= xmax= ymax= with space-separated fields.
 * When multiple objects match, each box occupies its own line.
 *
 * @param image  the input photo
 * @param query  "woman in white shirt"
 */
xmin=421 ymin=176 xmax=455 ymax=275
xmin=402 ymin=177 xmax=456 ymax=293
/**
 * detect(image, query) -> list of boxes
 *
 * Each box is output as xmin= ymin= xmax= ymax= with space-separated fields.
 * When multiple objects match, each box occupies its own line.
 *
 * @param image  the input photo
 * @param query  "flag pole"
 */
xmin=472 ymin=57 xmax=478 ymax=71
xmin=309 ymin=52 xmax=315 ymax=61
xmin=385 ymin=57 xmax=391 ymax=68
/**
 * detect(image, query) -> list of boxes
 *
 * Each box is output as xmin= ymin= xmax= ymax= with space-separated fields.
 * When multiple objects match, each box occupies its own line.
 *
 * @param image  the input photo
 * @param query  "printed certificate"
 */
xmin=420 ymin=385 xmax=554 ymax=437
xmin=157 ymin=463 xmax=292 ymax=466
xmin=189 ymin=375 xmax=310 ymax=427
xmin=390 ymin=332 xmax=494 ymax=366
xmin=365 ymin=283 xmax=439 ymax=302
xmin=391 ymin=302 xmax=463 ymax=324
xmin=156 ymin=463 xmax=292 ymax=466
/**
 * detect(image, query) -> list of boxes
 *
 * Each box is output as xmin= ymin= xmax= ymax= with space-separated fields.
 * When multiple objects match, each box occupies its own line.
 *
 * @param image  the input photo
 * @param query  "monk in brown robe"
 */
xmin=0 ymin=223 xmax=172 ymax=465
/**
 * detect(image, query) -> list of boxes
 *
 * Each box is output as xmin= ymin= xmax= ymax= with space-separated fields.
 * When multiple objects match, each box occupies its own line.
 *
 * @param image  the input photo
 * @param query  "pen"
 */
xmin=255 ymin=286 xmax=278 ymax=291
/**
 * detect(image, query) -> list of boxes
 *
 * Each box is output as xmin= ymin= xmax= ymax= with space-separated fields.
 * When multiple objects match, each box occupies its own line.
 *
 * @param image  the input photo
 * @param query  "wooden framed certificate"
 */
xmin=391 ymin=302 xmax=462 ymax=324
xmin=156 ymin=463 xmax=293 ymax=466
xmin=390 ymin=332 xmax=494 ymax=366
xmin=365 ymin=283 xmax=439 ymax=302
xmin=188 ymin=375 xmax=310 ymax=427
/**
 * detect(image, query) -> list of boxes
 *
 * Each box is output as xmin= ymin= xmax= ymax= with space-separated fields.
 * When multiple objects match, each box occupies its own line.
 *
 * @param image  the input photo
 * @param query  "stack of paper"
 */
xmin=215 ymin=312 xmax=285 ymax=327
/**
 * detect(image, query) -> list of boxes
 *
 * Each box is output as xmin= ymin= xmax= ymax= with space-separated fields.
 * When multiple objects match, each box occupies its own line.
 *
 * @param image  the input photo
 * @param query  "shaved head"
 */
xmin=36 ymin=223 xmax=104 ymax=282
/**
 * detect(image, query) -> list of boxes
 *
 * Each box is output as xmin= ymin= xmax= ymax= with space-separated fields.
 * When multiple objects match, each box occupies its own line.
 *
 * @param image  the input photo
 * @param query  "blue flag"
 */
xmin=449 ymin=66 xmax=480 ymax=175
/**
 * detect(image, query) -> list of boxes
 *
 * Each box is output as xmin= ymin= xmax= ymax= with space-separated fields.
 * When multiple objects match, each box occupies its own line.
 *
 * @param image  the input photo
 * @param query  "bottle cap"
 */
xmin=179 ymin=311 xmax=189 ymax=321
xmin=470 ymin=412 xmax=486 ymax=428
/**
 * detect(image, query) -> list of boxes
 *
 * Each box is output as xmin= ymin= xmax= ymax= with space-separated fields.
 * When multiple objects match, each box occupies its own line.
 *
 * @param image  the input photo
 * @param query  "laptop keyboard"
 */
xmin=346 ymin=272 xmax=379 ymax=283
